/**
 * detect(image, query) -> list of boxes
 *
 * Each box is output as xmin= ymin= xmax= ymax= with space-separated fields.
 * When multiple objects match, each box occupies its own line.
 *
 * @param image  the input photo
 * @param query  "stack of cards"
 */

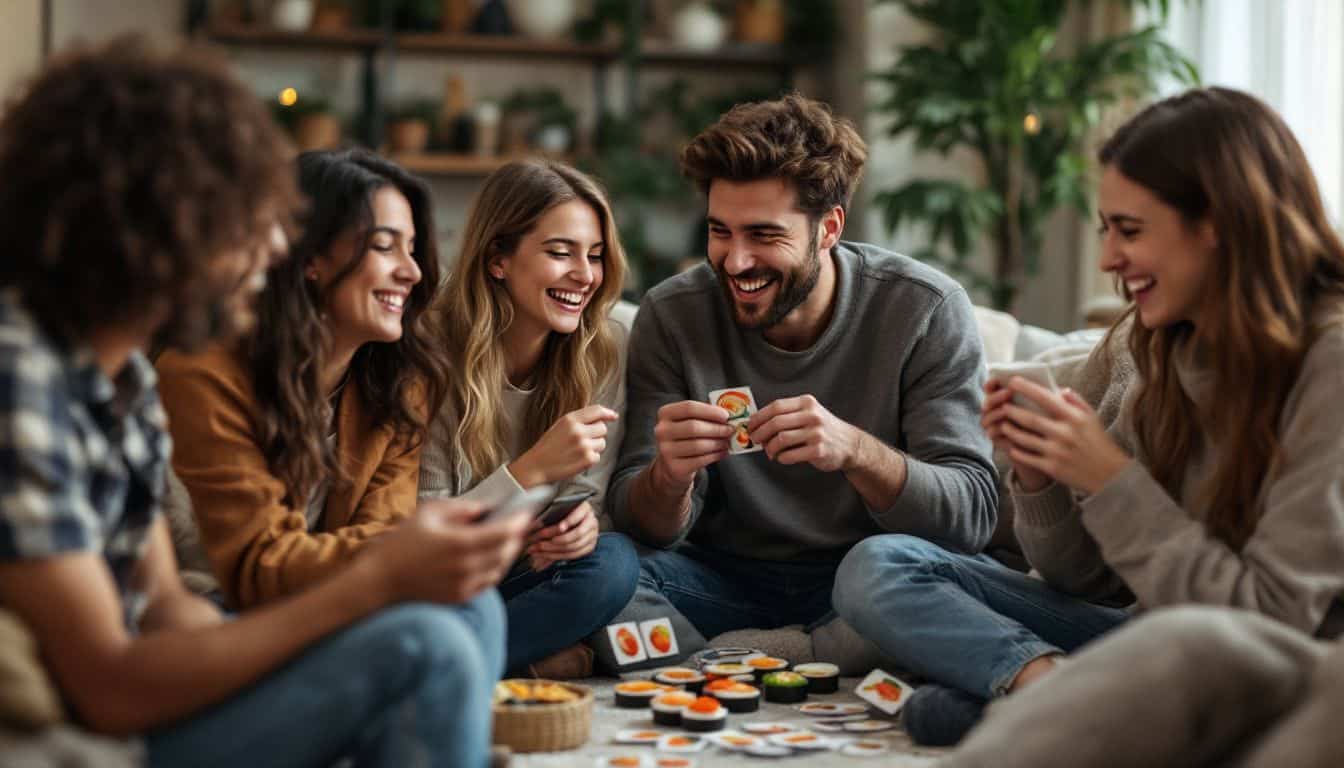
xmin=708 ymin=386 xmax=763 ymax=455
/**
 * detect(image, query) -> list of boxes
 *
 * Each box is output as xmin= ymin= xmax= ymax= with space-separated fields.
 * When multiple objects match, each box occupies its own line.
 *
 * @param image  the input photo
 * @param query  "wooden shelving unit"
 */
xmin=193 ymin=11 xmax=807 ymax=177
xmin=202 ymin=24 xmax=382 ymax=51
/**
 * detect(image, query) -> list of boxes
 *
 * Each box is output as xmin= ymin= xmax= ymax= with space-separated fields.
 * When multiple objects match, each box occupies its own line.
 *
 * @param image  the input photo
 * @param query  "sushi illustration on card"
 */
xmin=607 ymin=621 xmax=648 ymax=665
xmin=708 ymin=386 xmax=763 ymax=455
xmin=854 ymin=669 xmax=916 ymax=715
xmin=639 ymin=618 xmax=679 ymax=659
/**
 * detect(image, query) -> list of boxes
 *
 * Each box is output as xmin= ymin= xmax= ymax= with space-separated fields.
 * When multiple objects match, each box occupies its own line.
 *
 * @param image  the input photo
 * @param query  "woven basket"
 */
xmin=492 ymin=679 xmax=593 ymax=753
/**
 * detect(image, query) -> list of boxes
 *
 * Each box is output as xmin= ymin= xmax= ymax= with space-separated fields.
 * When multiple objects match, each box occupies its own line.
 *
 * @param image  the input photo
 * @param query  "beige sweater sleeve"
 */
xmin=1022 ymin=327 xmax=1344 ymax=634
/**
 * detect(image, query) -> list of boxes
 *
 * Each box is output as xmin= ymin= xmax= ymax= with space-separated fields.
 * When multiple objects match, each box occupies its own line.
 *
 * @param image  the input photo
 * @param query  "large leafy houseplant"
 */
xmin=872 ymin=0 xmax=1198 ymax=309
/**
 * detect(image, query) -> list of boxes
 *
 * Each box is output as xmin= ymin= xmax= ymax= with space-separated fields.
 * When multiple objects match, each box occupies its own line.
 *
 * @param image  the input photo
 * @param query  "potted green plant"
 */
xmin=502 ymin=88 xmax=577 ymax=156
xmin=385 ymin=100 xmax=438 ymax=154
xmin=870 ymin=0 xmax=1198 ymax=310
xmin=272 ymin=94 xmax=342 ymax=151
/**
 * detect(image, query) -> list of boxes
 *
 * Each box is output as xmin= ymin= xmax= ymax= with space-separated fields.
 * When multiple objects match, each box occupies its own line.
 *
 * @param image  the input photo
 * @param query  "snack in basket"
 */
xmin=494 ymin=680 xmax=581 ymax=705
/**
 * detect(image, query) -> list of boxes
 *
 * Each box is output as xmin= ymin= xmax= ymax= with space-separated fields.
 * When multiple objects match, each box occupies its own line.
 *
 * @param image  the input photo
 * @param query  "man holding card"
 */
xmin=607 ymin=94 xmax=997 ymax=663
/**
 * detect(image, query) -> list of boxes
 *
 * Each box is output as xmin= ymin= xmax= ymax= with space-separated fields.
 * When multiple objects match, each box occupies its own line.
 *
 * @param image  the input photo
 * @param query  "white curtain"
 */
xmin=1160 ymin=0 xmax=1344 ymax=222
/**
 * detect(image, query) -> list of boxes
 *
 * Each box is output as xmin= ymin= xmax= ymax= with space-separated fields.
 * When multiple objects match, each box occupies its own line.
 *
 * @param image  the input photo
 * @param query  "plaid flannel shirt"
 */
xmin=0 ymin=291 xmax=171 ymax=628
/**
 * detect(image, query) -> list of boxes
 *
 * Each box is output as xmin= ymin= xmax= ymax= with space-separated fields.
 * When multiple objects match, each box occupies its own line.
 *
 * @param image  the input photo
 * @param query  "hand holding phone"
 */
xmin=537 ymin=490 xmax=596 ymax=528
xmin=476 ymin=484 xmax=555 ymax=525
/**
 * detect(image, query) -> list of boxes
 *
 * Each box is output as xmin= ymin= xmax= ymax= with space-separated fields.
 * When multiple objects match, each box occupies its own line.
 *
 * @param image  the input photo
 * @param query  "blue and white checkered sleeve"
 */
xmin=0 ymin=345 xmax=101 ymax=561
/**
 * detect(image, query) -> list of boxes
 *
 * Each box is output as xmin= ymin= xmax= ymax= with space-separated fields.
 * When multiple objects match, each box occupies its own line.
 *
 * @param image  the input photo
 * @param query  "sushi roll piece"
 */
xmin=704 ymin=680 xmax=761 ymax=713
xmin=746 ymin=656 xmax=789 ymax=682
xmin=653 ymin=667 xmax=706 ymax=694
xmin=651 ymin=692 xmax=697 ymax=726
xmin=792 ymin=662 xmax=840 ymax=694
xmin=614 ymin=680 xmax=671 ymax=708
xmin=761 ymin=671 xmax=809 ymax=704
xmin=703 ymin=662 xmax=754 ymax=679
xmin=680 ymin=697 xmax=727 ymax=733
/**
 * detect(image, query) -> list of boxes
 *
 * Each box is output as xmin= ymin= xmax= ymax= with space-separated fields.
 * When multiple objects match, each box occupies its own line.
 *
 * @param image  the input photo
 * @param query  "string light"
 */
xmin=1023 ymin=112 xmax=1041 ymax=135
xmin=279 ymin=87 xmax=298 ymax=107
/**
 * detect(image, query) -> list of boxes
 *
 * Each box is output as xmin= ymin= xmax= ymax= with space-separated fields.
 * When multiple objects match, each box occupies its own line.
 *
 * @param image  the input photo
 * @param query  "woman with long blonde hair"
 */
xmin=421 ymin=159 xmax=639 ymax=677
xmin=834 ymin=86 xmax=1344 ymax=745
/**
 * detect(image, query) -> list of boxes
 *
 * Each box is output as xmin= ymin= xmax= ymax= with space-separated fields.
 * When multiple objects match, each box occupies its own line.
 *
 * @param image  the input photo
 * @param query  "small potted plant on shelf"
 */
xmin=502 ymin=88 xmax=577 ymax=158
xmin=273 ymin=94 xmax=342 ymax=151
xmin=385 ymin=100 xmax=438 ymax=154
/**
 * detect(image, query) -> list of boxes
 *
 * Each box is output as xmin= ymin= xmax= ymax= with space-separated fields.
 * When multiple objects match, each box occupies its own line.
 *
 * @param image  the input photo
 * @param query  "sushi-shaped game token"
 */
xmin=761 ymin=671 xmax=809 ymax=703
xmin=792 ymin=662 xmax=840 ymax=694
xmin=706 ymin=731 xmax=760 ymax=751
xmin=695 ymin=647 xmax=763 ymax=666
xmin=841 ymin=739 xmax=891 ymax=757
xmin=855 ymin=669 xmax=917 ymax=715
xmin=614 ymin=729 xmax=664 ymax=745
xmin=744 ymin=744 xmax=792 ymax=758
xmin=614 ymin=681 xmax=672 ymax=709
xmin=654 ymin=758 xmax=698 ymax=768
xmin=703 ymin=679 xmax=760 ymax=713
xmin=797 ymin=702 xmax=868 ymax=717
xmin=707 ymin=387 xmax=763 ymax=454
xmin=607 ymin=622 xmax=647 ymax=665
xmin=745 ymin=656 xmax=788 ymax=682
xmin=703 ymin=661 xmax=754 ymax=679
xmin=740 ymin=722 xmax=794 ymax=735
xmin=680 ymin=697 xmax=727 ymax=733
xmin=844 ymin=719 xmax=895 ymax=733
xmin=653 ymin=667 xmax=706 ymax=694
xmin=640 ymin=618 xmax=679 ymax=659
xmin=596 ymin=755 xmax=651 ymax=768
xmin=811 ymin=720 xmax=848 ymax=733
xmin=767 ymin=730 xmax=832 ymax=750
xmin=651 ymin=692 xmax=697 ymax=726
xmin=656 ymin=734 xmax=708 ymax=753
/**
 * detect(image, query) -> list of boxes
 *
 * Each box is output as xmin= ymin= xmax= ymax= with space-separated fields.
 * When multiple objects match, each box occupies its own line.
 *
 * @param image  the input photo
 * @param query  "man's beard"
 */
xmin=152 ymin=274 xmax=262 ymax=353
xmin=716 ymin=226 xmax=822 ymax=331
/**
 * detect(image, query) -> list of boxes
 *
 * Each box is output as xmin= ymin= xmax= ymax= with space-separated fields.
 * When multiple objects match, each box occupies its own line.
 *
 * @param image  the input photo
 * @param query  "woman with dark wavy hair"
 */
xmin=419 ymin=159 xmax=639 ymax=678
xmin=158 ymin=148 xmax=454 ymax=609
xmin=836 ymin=87 xmax=1344 ymax=746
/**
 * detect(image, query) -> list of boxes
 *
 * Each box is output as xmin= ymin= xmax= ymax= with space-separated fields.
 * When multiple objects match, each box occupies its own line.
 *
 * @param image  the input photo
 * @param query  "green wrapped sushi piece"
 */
xmin=762 ymin=671 xmax=809 ymax=704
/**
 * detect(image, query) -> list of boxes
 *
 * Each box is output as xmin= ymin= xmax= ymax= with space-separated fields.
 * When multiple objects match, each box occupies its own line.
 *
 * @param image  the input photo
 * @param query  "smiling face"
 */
xmin=706 ymin=178 xmax=835 ymax=337
xmin=311 ymin=185 xmax=422 ymax=351
xmin=489 ymin=199 xmax=605 ymax=339
xmin=1098 ymin=165 xmax=1218 ymax=329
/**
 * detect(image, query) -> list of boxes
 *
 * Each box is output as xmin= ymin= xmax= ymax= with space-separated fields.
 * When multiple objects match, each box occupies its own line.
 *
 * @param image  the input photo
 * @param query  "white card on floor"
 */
xmin=607 ymin=621 xmax=648 ymax=665
xmin=854 ymin=669 xmax=916 ymax=715
xmin=707 ymin=386 xmax=763 ymax=454
xmin=638 ymin=617 xmax=679 ymax=659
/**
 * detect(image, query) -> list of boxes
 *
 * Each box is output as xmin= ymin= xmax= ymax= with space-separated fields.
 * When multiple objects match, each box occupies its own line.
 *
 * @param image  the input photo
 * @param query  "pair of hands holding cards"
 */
xmin=651 ymin=385 xmax=862 ymax=488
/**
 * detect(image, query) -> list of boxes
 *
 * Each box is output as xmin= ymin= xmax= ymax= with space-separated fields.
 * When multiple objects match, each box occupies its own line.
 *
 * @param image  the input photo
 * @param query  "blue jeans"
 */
xmin=834 ymin=534 xmax=1129 ymax=699
xmin=145 ymin=593 xmax=506 ymax=768
xmin=498 ymin=531 xmax=639 ymax=671
xmin=638 ymin=543 xmax=840 ymax=640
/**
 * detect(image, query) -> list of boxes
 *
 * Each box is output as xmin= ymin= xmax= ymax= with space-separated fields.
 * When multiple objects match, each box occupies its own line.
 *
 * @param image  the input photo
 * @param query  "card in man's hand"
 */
xmin=707 ymin=386 xmax=763 ymax=455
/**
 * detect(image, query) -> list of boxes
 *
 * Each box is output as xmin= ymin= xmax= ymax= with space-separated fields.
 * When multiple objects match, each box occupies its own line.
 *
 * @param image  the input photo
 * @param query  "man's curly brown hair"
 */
xmin=0 ymin=36 xmax=299 ymax=348
xmin=680 ymin=92 xmax=868 ymax=217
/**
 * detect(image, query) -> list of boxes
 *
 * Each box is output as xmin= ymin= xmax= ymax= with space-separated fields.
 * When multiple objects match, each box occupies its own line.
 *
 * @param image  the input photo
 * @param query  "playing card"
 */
xmin=607 ymin=621 xmax=648 ymax=665
xmin=854 ymin=669 xmax=916 ymax=715
xmin=707 ymin=386 xmax=763 ymax=454
xmin=639 ymin=617 xmax=679 ymax=659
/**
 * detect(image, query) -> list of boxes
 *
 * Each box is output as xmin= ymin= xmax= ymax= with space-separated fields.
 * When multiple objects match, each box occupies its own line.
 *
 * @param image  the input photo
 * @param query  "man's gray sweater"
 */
xmin=608 ymin=241 xmax=998 ymax=561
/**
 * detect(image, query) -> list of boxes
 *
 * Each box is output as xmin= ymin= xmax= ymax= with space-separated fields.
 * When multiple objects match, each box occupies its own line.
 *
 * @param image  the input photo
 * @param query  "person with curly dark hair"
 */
xmin=607 ymin=93 xmax=996 ymax=666
xmin=0 ymin=38 xmax=526 ymax=768
xmin=158 ymin=148 xmax=456 ymax=610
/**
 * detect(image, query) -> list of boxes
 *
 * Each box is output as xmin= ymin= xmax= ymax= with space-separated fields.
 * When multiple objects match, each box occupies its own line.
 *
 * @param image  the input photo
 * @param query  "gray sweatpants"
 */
xmin=941 ymin=606 xmax=1342 ymax=768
